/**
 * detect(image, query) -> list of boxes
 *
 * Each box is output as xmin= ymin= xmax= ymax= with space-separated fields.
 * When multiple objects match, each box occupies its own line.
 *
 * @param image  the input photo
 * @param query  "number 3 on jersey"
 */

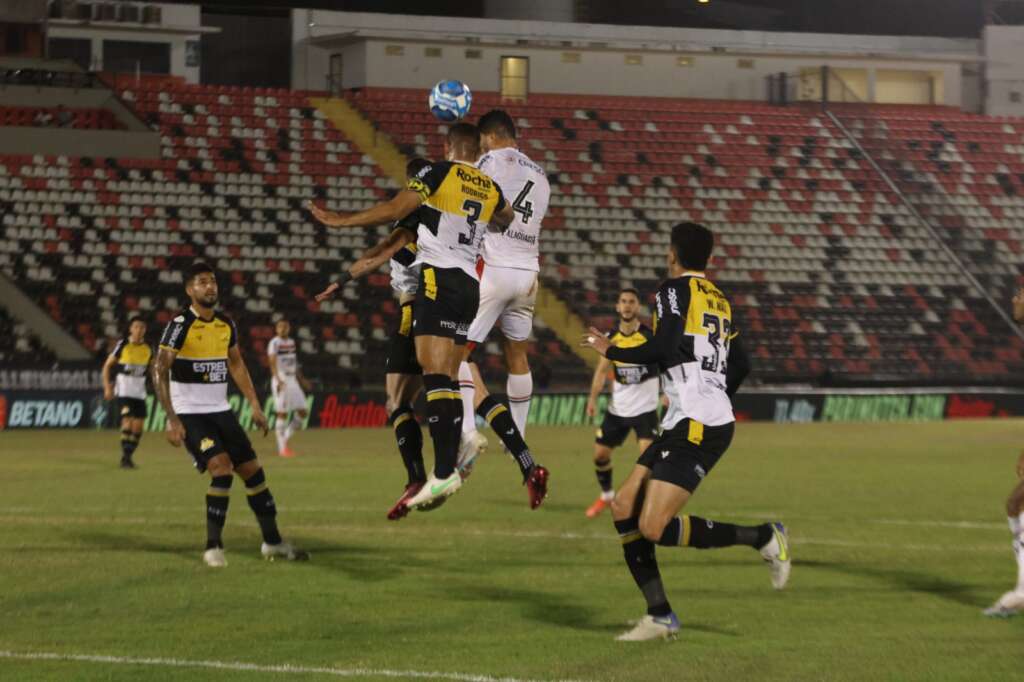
xmin=458 ymin=199 xmax=483 ymax=245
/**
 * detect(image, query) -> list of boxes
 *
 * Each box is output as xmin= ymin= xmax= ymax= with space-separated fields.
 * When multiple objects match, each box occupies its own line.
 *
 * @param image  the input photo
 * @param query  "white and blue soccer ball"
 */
xmin=429 ymin=80 xmax=472 ymax=122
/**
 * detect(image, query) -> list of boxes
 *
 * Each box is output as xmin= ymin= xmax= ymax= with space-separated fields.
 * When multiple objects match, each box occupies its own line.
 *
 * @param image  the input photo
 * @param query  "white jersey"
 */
xmin=267 ymin=336 xmax=298 ymax=377
xmin=477 ymin=147 xmax=549 ymax=272
xmin=407 ymin=161 xmax=507 ymax=280
xmin=606 ymin=324 xmax=660 ymax=418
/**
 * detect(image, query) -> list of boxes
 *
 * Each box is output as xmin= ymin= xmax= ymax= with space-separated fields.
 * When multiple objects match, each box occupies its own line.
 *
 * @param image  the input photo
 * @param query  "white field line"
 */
xmin=0 ymin=650 xmax=585 ymax=682
xmin=0 ymin=514 xmax=1010 ymax=553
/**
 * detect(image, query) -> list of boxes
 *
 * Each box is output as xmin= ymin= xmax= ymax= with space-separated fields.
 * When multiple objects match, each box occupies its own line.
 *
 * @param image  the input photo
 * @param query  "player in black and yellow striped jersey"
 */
xmin=153 ymin=261 xmax=307 ymax=568
xmin=582 ymin=222 xmax=789 ymax=641
xmin=102 ymin=316 xmax=152 ymax=469
xmin=584 ymin=289 xmax=661 ymax=518
xmin=308 ymin=124 xmax=514 ymax=513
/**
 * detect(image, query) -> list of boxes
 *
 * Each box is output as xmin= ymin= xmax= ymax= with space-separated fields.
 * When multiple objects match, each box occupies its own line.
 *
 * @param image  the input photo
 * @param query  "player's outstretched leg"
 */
xmin=475 ymin=395 xmax=548 ymax=509
xmin=235 ymin=461 xmax=308 ymax=561
xmin=985 ymin=479 xmax=1024 ymax=617
xmin=611 ymin=466 xmax=679 ymax=641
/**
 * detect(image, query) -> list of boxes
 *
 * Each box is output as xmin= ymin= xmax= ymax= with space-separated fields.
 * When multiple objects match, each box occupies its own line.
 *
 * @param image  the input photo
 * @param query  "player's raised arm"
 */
xmin=226 ymin=344 xmax=268 ymax=436
xmin=488 ymin=183 xmax=514 ymax=230
xmin=313 ymin=226 xmax=417 ymax=302
xmin=583 ymin=284 xmax=684 ymax=366
xmin=307 ymin=190 xmax=423 ymax=229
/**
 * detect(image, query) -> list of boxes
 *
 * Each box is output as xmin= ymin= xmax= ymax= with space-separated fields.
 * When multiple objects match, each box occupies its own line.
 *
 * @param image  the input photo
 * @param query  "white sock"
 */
xmin=506 ymin=372 xmax=532 ymax=437
xmin=275 ymin=416 xmax=288 ymax=452
xmin=459 ymin=362 xmax=476 ymax=436
xmin=601 ymin=490 xmax=615 ymax=502
xmin=1016 ymin=513 xmax=1024 ymax=590
xmin=286 ymin=413 xmax=303 ymax=440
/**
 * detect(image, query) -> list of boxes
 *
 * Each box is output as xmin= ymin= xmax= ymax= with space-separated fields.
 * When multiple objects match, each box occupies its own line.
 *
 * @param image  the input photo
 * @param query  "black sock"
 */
xmin=595 ymin=456 xmax=613 ymax=493
xmin=120 ymin=429 xmax=138 ymax=459
xmin=477 ymin=395 xmax=535 ymax=480
xmin=244 ymin=469 xmax=282 ymax=545
xmin=424 ymin=374 xmax=458 ymax=478
xmin=206 ymin=475 xmax=232 ymax=550
xmin=389 ymin=405 xmax=425 ymax=485
xmin=684 ymin=516 xmax=773 ymax=549
xmin=614 ymin=517 xmax=672 ymax=617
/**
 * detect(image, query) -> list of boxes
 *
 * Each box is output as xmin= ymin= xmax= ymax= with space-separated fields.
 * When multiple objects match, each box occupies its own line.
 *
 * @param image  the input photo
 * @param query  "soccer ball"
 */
xmin=429 ymin=80 xmax=472 ymax=122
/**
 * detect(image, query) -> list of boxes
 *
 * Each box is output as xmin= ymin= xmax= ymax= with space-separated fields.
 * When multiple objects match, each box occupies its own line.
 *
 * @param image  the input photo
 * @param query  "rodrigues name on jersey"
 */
xmin=477 ymin=147 xmax=549 ymax=272
xmin=406 ymin=160 xmax=507 ymax=279
xmin=158 ymin=307 xmax=238 ymax=414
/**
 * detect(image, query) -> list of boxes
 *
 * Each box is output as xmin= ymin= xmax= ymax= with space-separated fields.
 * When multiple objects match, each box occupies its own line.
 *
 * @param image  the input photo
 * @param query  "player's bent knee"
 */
xmin=207 ymin=454 xmax=233 ymax=477
xmin=639 ymin=515 xmax=667 ymax=543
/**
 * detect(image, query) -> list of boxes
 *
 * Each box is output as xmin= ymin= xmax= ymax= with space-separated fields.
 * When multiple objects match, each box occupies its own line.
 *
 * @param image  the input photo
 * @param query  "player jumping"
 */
xmin=583 ymin=288 xmax=660 ymax=518
xmin=102 ymin=316 xmax=152 ymax=469
xmin=268 ymin=319 xmax=312 ymax=458
xmin=984 ymin=287 xmax=1024 ymax=616
xmin=582 ymin=222 xmax=788 ymax=641
xmin=457 ymin=109 xmax=550 ymax=507
xmin=308 ymin=124 xmax=513 ymax=511
xmin=153 ymin=261 xmax=307 ymax=567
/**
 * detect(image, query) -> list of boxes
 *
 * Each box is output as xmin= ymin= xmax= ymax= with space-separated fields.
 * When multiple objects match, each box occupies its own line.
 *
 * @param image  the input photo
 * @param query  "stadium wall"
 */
xmin=292 ymin=10 xmax=976 ymax=107
xmin=984 ymin=25 xmax=1024 ymax=117
xmin=4 ymin=388 xmax=1022 ymax=430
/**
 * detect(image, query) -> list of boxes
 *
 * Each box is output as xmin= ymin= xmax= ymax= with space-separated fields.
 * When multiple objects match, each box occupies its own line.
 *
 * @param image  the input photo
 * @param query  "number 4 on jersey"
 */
xmin=512 ymin=180 xmax=535 ymax=224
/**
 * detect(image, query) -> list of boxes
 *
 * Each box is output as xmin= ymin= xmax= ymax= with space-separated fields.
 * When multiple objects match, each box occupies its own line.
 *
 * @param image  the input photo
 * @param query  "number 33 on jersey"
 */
xmin=406 ymin=161 xmax=507 ymax=280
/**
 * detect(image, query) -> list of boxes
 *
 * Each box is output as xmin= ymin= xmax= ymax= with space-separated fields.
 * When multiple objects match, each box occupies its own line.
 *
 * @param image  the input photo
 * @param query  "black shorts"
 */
xmin=386 ymin=301 xmax=422 ymax=375
xmin=637 ymin=418 xmax=734 ymax=493
xmin=117 ymin=397 xmax=147 ymax=419
xmin=413 ymin=265 xmax=479 ymax=344
xmin=179 ymin=411 xmax=257 ymax=474
xmin=596 ymin=410 xmax=659 ymax=448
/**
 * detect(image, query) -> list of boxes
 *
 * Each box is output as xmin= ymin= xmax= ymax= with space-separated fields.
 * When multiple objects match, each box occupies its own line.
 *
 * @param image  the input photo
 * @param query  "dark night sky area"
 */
xmin=173 ymin=0 xmax=1024 ymax=39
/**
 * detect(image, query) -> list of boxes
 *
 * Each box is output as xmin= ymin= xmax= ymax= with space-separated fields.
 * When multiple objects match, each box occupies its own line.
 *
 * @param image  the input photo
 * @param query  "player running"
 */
xmin=456 ymin=109 xmax=550 ymax=506
xmin=102 ymin=316 xmax=152 ymax=469
xmin=583 ymin=289 xmax=660 ymax=518
xmin=308 ymin=123 xmax=513 ymax=512
xmin=582 ymin=222 xmax=788 ymax=641
xmin=984 ymin=286 xmax=1024 ymax=617
xmin=311 ymin=157 xmax=437 ymax=520
xmin=268 ymin=319 xmax=311 ymax=458
xmin=153 ymin=261 xmax=307 ymax=568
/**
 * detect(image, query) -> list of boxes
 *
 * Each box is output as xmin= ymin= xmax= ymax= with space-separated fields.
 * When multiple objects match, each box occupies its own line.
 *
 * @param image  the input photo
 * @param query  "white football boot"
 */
xmin=759 ymin=522 xmax=791 ymax=590
xmin=203 ymin=547 xmax=227 ymax=568
xmin=261 ymin=540 xmax=310 ymax=561
xmin=983 ymin=590 xmax=1024 ymax=618
xmin=456 ymin=431 xmax=488 ymax=480
xmin=406 ymin=471 xmax=463 ymax=510
xmin=615 ymin=614 xmax=681 ymax=641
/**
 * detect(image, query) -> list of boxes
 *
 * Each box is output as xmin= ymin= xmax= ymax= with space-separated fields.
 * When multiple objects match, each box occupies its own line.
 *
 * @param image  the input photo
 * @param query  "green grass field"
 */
xmin=2 ymin=420 xmax=1024 ymax=681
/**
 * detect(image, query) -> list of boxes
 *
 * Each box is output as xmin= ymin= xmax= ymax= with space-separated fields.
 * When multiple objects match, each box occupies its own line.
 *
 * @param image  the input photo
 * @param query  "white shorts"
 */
xmin=272 ymin=377 xmax=307 ymax=413
xmin=467 ymin=264 xmax=538 ymax=344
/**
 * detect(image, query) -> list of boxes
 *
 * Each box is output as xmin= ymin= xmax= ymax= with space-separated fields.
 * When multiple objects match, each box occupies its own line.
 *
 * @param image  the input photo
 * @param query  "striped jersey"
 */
xmin=158 ymin=307 xmax=238 ymax=414
xmin=110 ymin=339 xmax=151 ymax=400
xmin=267 ymin=335 xmax=298 ymax=377
xmin=606 ymin=324 xmax=660 ymax=418
xmin=406 ymin=160 xmax=507 ymax=279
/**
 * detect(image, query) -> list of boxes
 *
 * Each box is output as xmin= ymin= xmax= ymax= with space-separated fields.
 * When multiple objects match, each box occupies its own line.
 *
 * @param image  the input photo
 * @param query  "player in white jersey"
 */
xmin=456 ymin=110 xmax=551 ymax=504
xmin=102 ymin=316 xmax=152 ymax=469
xmin=583 ymin=289 xmax=661 ymax=518
xmin=582 ymin=222 xmax=788 ymax=641
xmin=268 ymin=319 xmax=311 ymax=458
xmin=984 ymin=287 xmax=1024 ymax=616
xmin=153 ymin=262 xmax=306 ymax=568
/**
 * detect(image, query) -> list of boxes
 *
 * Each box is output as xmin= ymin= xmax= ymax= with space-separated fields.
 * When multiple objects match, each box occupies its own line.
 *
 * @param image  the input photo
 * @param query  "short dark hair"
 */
xmin=670 ymin=222 xmax=714 ymax=270
xmin=127 ymin=316 xmax=146 ymax=327
xmin=618 ymin=288 xmax=640 ymax=300
xmin=185 ymin=261 xmax=215 ymax=285
xmin=447 ymin=123 xmax=480 ymax=157
xmin=406 ymin=157 xmax=430 ymax=178
xmin=478 ymin=109 xmax=516 ymax=140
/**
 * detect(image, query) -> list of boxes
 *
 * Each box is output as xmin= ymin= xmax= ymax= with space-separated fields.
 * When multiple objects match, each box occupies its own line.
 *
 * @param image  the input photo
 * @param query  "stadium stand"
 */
xmin=0 ymin=307 xmax=56 ymax=365
xmin=0 ymin=105 xmax=123 ymax=130
xmin=348 ymin=88 xmax=1024 ymax=384
xmin=0 ymin=80 xmax=581 ymax=388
